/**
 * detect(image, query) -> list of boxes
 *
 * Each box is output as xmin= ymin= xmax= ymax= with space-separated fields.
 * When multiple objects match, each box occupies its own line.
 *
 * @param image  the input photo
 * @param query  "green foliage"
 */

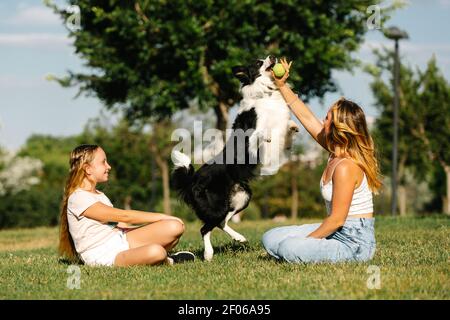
xmin=251 ymin=154 xmax=328 ymax=218
xmin=0 ymin=120 xmax=164 ymax=228
xmin=48 ymin=0 xmax=388 ymax=126
xmin=0 ymin=146 xmax=5 ymax=172
xmin=18 ymin=135 xmax=77 ymax=188
xmin=0 ymin=135 xmax=76 ymax=229
xmin=367 ymin=49 xmax=428 ymax=178
xmin=240 ymin=202 xmax=261 ymax=221
xmin=155 ymin=198 xmax=196 ymax=222
xmin=366 ymin=50 xmax=450 ymax=213
xmin=0 ymin=185 xmax=61 ymax=228
xmin=77 ymin=118 xmax=160 ymax=211
xmin=417 ymin=57 xmax=450 ymax=165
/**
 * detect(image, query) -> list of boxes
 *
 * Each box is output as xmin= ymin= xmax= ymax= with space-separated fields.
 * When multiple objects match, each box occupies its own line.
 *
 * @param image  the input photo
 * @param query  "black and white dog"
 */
xmin=171 ymin=55 xmax=299 ymax=261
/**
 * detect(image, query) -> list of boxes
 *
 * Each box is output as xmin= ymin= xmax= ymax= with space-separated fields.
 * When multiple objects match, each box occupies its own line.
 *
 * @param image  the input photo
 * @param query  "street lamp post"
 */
xmin=383 ymin=26 xmax=409 ymax=216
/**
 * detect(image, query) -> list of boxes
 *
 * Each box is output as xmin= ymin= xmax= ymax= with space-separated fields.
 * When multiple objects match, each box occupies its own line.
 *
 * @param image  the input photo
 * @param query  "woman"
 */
xmin=59 ymin=144 xmax=195 ymax=267
xmin=262 ymin=58 xmax=382 ymax=263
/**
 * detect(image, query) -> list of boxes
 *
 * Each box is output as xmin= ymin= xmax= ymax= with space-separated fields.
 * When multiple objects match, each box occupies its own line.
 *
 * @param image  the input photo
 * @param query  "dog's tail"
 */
xmin=170 ymin=151 xmax=195 ymax=203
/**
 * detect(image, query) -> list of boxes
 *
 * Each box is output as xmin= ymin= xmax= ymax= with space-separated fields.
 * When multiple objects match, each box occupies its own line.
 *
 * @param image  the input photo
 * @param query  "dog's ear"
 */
xmin=232 ymin=66 xmax=250 ymax=84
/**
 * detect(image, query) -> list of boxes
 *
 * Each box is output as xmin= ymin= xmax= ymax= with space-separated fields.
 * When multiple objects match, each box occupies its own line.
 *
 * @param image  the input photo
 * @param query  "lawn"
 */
xmin=0 ymin=216 xmax=448 ymax=299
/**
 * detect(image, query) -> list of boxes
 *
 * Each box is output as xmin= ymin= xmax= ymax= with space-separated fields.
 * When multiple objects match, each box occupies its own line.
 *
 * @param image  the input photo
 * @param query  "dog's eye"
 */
xmin=256 ymin=60 xmax=263 ymax=68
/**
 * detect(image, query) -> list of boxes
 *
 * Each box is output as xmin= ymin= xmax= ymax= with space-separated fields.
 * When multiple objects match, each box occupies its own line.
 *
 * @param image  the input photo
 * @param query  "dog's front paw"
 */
xmin=288 ymin=120 xmax=300 ymax=133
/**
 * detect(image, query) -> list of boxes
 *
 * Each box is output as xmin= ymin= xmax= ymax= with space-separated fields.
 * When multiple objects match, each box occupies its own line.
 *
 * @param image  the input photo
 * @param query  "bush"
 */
xmin=0 ymin=185 xmax=61 ymax=229
xmin=240 ymin=202 xmax=261 ymax=221
xmin=154 ymin=198 xmax=197 ymax=222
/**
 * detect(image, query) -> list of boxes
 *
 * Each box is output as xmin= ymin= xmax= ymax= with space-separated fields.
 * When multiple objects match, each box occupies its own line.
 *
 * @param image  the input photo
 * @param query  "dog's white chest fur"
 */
xmin=254 ymin=93 xmax=291 ymax=133
xmin=239 ymin=91 xmax=294 ymax=175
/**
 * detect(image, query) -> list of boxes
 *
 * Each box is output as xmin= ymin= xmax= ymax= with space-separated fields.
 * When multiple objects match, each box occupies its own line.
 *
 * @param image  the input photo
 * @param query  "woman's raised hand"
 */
xmin=271 ymin=57 xmax=293 ymax=88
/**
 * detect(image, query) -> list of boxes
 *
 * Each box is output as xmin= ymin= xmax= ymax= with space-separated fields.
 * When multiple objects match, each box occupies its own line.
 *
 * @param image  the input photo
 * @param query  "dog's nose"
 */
xmin=269 ymin=55 xmax=276 ymax=63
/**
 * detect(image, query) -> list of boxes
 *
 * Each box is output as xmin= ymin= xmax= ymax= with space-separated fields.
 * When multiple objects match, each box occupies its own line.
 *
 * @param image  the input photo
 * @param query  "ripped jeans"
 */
xmin=262 ymin=218 xmax=376 ymax=263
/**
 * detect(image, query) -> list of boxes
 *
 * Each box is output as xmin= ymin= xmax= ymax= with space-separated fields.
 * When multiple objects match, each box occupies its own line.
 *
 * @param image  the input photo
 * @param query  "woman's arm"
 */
xmin=307 ymin=161 xmax=358 ymax=238
xmin=83 ymin=202 xmax=183 ymax=225
xmin=272 ymin=58 xmax=328 ymax=150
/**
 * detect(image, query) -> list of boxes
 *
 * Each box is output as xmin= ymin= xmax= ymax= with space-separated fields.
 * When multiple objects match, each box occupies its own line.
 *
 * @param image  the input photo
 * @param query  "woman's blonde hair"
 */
xmin=326 ymin=98 xmax=382 ymax=193
xmin=58 ymin=144 xmax=99 ymax=262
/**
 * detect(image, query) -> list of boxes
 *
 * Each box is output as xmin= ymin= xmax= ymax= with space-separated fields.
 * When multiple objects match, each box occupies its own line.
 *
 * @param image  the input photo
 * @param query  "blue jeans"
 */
xmin=262 ymin=218 xmax=376 ymax=263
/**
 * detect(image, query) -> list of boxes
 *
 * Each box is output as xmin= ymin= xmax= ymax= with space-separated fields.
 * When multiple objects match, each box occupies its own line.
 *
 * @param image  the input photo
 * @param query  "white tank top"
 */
xmin=320 ymin=158 xmax=374 ymax=216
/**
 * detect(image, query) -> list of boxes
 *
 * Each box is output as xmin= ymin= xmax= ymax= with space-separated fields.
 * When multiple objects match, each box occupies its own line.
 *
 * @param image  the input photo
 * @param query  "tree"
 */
xmin=0 ymin=150 xmax=43 ymax=197
xmin=366 ymin=51 xmax=450 ymax=214
xmin=366 ymin=49 xmax=427 ymax=215
xmin=250 ymin=153 xmax=327 ymax=219
xmin=147 ymin=119 xmax=178 ymax=215
xmin=18 ymin=135 xmax=78 ymax=188
xmin=413 ymin=57 xmax=450 ymax=214
xmin=0 ymin=136 xmax=71 ymax=229
xmin=48 ymin=0 xmax=394 ymax=131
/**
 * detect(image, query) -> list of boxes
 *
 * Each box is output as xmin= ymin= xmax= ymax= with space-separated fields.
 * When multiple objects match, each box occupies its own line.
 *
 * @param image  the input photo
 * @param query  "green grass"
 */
xmin=0 ymin=216 xmax=449 ymax=299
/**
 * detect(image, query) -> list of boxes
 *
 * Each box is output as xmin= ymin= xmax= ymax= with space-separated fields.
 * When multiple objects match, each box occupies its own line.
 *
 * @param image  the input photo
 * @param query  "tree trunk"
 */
xmin=396 ymin=155 xmax=407 ymax=216
xmin=124 ymin=195 xmax=132 ymax=210
xmin=160 ymin=161 xmax=171 ymax=215
xmin=414 ymin=125 xmax=449 ymax=215
xmin=199 ymin=49 xmax=229 ymax=134
xmin=214 ymin=101 xmax=229 ymax=133
xmin=398 ymin=185 xmax=407 ymax=216
xmin=444 ymin=165 xmax=450 ymax=215
xmin=290 ymin=160 xmax=299 ymax=220
xmin=149 ymin=137 xmax=172 ymax=215
xmin=149 ymin=157 xmax=156 ymax=210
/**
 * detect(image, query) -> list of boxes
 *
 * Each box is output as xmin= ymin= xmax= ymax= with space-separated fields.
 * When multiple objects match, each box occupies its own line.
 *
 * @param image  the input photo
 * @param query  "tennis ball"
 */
xmin=272 ymin=63 xmax=286 ymax=78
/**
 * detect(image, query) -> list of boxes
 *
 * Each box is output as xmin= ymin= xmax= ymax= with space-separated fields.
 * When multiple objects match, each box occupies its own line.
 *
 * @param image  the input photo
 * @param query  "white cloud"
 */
xmin=0 ymin=33 xmax=70 ymax=48
xmin=5 ymin=5 xmax=61 ymax=26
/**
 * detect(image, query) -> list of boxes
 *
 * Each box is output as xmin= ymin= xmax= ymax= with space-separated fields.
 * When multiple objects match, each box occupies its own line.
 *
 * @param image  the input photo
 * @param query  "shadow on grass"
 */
xmin=257 ymin=254 xmax=280 ymax=262
xmin=190 ymin=241 xmax=255 ymax=260
xmin=57 ymin=257 xmax=84 ymax=266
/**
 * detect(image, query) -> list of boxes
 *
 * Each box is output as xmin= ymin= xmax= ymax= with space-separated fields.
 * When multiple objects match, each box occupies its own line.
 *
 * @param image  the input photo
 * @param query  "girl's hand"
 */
xmin=271 ymin=57 xmax=292 ymax=88
xmin=117 ymin=221 xmax=130 ymax=228
xmin=116 ymin=221 xmax=145 ymax=232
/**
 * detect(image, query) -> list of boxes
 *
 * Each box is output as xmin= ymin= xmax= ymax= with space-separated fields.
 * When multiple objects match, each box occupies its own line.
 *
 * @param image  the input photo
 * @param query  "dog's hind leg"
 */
xmin=201 ymin=224 xmax=215 ymax=261
xmin=220 ymin=185 xmax=250 ymax=242
xmin=219 ymin=210 xmax=247 ymax=243
xmin=203 ymin=231 xmax=214 ymax=261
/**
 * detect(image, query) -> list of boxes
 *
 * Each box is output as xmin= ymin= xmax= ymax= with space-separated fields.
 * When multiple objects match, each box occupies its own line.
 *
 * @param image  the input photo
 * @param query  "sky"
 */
xmin=0 ymin=0 xmax=449 ymax=151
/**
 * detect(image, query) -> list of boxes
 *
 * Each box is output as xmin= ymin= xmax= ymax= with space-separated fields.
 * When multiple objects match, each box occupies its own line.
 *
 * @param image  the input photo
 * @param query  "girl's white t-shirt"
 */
xmin=67 ymin=189 xmax=118 ymax=254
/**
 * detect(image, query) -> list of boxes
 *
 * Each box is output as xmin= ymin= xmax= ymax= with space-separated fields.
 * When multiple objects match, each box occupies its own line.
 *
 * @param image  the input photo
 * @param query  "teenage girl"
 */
xmin=59 ymin=144 xmax=194 ymax=267
xmin=262 ymin=58 xmax=382 ymax=263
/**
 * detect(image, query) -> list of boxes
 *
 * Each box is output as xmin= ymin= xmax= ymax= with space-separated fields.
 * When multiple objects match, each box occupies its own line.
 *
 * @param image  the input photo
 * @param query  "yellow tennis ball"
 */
xmin=272 ymin=63 xmax=286 ymax=78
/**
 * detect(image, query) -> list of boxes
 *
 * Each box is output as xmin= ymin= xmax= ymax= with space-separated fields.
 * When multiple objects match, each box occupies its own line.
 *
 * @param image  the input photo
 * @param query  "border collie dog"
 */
xmin=171 ymin=55 xmax=299 ymax=261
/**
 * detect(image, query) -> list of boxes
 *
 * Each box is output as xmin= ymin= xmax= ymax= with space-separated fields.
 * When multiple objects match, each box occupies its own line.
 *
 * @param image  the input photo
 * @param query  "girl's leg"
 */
xmin=114 ymin=243 xmax=167 ymax=267
xmin=276 ymin=236 xmax=354 ymax=263
xmin=126 ymin=219 xmax=185 ymax=251
xmin=262 ymin=223 xmax=321 ymax=259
